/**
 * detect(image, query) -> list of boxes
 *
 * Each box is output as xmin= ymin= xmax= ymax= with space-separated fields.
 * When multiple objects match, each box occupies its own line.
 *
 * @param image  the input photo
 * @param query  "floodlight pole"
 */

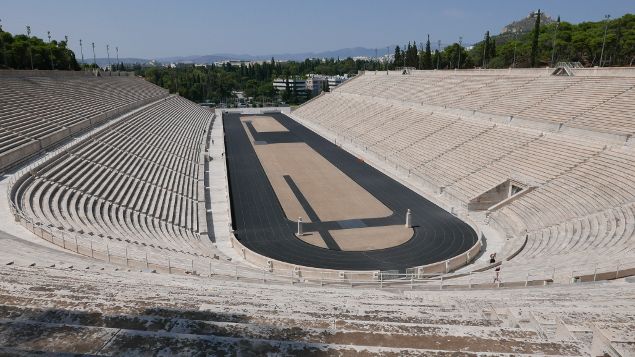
xmin=375 ymin=48 xmax=377 ymax=72
xmin=482 ymin=36 xmax=487 ymax=68
xmin=0 ymin=19 xmax=6 ymax=68
xmin=551 ymin=20 xmax=559 ymax=67
xmin=79 ymin=39 xmax=84 ymax=65
xmin=26 ymin=25 xmax=34 ymax=70
xmin=437 ymin=40 xmax=441 ymax=70
xmin=65 ymin=35 xmax=71 ymax=70
xmin=512 ymin=33 xmax=517 ymax=68
xmin=458 ymin=36 xmax=463 ymax=69
xmin=106 ymin=44 xmax=111 ymax=70
xmin=91 ymin=42 xmax=96 ymax=68
xmin=599 ymin=14 xmax=611 ymax=67
xmin=47 ymin=31 xmax=54 ymax=70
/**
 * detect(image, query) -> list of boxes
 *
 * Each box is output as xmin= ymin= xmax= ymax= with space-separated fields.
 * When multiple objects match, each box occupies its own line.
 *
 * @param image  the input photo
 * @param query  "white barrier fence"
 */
xmin=6 ymin=193 xmax=634 ymax=290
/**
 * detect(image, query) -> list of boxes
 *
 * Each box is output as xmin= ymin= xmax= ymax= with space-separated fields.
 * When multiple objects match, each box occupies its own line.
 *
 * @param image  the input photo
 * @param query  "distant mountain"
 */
xmin=158 ymin=47 xmax=386 ymax=63
xmin=86 ymin=57 xmax=152 ymax=67
xmin=90 ymin=47 xmax=389 ymax=66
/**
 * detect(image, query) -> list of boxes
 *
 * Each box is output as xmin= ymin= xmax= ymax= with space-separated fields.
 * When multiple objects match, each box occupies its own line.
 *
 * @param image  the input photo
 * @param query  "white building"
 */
xmin=304 ymin=74 xmax=350 ymax=95
xmin=305 ymin=75 xmax=326 ymax=95
xmin=328 ymin=75 xmax=348 ymax=88
xmin=273 ymin=78 xmax=307 ymax=93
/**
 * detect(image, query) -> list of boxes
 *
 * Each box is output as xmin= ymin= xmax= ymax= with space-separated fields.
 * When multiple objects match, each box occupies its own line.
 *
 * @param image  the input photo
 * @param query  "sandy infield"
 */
xmin=296 ymin=231 xmax=328 ymax=249
xmin=328 ymin=225 xmax=413 ymax=251
xmin=297 ymin=225 xmax=413 ymax=251
xmin=242 ymin=117 xmax=392 ymax=222
xmin=242 ymin=115 xmax=289 ymax=132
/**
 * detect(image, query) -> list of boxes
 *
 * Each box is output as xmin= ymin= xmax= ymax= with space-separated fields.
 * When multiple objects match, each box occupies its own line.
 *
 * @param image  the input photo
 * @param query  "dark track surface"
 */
xmin=224 ymin=112 xmax=477 ymax=271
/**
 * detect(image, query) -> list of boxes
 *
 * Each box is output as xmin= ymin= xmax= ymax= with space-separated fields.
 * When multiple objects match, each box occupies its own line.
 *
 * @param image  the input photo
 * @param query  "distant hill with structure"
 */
xmin=501 ymin=11 xmax=556 ymax=35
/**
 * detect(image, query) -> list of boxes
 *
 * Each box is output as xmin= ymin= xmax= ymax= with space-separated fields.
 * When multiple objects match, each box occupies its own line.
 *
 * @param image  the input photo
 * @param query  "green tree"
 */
xmin=393 ymin=45 xmax=402 ymax=68
xmin=406 ymin=41 xmax=418 ymax=67
xmin=530 ymin=9 xmax=541 ymax=67
xmin=423 ymin=34 xmax=432 ymax=69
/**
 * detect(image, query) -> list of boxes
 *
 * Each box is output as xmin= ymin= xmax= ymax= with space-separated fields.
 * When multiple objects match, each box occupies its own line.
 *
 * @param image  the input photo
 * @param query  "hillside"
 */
xmin=470 ymin=13 xmax=635 ymax=68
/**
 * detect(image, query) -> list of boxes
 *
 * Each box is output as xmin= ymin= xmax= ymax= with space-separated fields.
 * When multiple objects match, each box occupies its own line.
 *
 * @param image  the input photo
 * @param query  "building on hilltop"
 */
xmin=501 ymin=11 xmax=555 ymax=34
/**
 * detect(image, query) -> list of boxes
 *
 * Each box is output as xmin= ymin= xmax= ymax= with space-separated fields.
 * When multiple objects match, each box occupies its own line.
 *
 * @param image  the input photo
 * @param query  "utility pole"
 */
xmin=26 ymin=25 xmax=34 ymax=70
xmin=79 ymin=39 xmax=84 ymax=66
xmin=458 ymin=36 xmax=463 ymax=69
xmin=91 ymin=42 xmax=96 ymax=68
xmin=599 ymin=14 xmax=611 ymax=67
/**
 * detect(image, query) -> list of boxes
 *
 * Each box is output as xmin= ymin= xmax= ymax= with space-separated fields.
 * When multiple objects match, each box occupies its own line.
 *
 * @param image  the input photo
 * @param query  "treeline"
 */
xmin=137 ymin=58 xmax=379 ymax=105
xmin=0 ymin=28 xmax=80 ymax=70
xmin=392 ymin=39 xmax=471 ymax=70
xmin=394 ymin=12 xmax=635 ymax=70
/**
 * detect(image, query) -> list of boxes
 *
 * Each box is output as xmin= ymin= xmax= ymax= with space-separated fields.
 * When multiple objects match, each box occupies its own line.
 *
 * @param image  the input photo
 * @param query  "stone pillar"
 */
xmin=297 ymin=217 xmax=303 ymax=236
xmin=405 ymin=209 xmax=412 ymax=228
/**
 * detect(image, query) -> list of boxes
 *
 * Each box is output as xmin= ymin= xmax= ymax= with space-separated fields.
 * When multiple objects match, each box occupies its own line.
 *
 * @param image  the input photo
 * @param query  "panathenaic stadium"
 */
xmin=1 ymin=67 xmax=635 ymax=355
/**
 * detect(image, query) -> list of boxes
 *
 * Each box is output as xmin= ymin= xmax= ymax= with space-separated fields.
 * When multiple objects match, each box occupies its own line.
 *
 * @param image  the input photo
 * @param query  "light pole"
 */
xmin=457 ymin=36 xmax=463 ymax=69
xmin=91 ymin=42 xmax=96 ymax=68
xmin=47 ymin=31 xmax=54 ymax=70
xmin=403 ymin=48 xmax=406 ymax=69
xmin=386 ymin=46 xmax=389 ymax=73
xmin=512 ymin=33 xmax=517 ymax=68
xmin=79 ymin=39 xmax=84 ymax=65
xmin=65 ymin=35 xmax=71 ymax=70
xmin=0 ymin=19 xmax=6 ymax=68
xmin=26 ymin=25 xmax=34 ymax=70
xmin=374 ymin=48 xmax=377 ymax=72
xmin=551 ymin=19 xmax=559 ymax=67
xmin=482 ymin=33 xmax=488 ymax=68
xmin=106 ymin=44 xmax=111 ymax=71
xmin=599 ymin=14 xmax=611 ymax=67
xmin=116 ymin=46 xmax=119 ymax=70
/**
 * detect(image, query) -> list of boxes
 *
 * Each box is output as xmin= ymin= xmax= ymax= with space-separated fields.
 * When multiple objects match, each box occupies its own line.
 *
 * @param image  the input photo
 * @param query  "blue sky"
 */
xmin=1 ymin=0 xmax=633 ymax=58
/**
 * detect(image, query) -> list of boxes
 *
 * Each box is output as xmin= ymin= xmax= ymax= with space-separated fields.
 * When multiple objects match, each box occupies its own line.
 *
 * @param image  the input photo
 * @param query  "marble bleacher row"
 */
xmin=12 ymin=95 xmax=215 ymax=257
xmin=293 ymin=69 xmax=635 ymax=283
xmin=0 ymin=71 xmax=169 ymax=171
xmin=1 ymin=262 xmax=633 ymax=355
xmin=334 ymin=70 xmax=635 ymax=136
